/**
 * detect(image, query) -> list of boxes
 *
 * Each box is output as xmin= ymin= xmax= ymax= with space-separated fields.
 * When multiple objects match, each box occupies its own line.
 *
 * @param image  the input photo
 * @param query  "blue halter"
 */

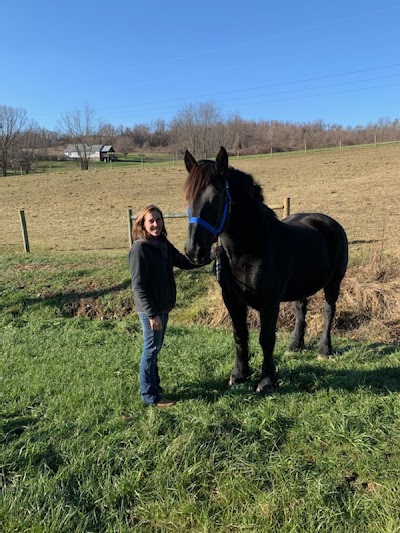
xmin=187 ymin=180 xmax=233 ymax=238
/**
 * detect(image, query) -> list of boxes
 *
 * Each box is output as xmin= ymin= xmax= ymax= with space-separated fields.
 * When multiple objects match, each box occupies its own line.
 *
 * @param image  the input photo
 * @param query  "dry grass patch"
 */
xmin=1 ymin=144 xmax=399 ymax=256
xmin=192 ymin=253 xmax=400 ymax=343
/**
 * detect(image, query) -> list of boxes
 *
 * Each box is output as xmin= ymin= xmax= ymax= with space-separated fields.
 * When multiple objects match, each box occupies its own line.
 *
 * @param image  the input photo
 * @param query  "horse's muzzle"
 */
xmin=184 ymin=241 xmax=210 ymax=266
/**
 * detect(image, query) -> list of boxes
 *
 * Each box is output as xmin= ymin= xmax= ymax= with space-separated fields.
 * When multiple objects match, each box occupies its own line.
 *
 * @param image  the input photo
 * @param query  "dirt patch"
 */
xmin=63 ymin=296 xmax=134 ymax=320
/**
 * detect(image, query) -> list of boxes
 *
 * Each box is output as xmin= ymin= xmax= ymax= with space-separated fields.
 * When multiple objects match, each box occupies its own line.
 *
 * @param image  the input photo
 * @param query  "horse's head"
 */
xmin=184 ymin=147 xmax=231 ymax=265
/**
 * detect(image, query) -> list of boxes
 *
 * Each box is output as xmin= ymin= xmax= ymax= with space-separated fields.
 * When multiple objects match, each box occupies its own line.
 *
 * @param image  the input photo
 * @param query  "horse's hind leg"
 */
xmin=319 ymin=283 xmax=340 ymax=357
xmin=287 ymin=299 xmax=307 ymax=352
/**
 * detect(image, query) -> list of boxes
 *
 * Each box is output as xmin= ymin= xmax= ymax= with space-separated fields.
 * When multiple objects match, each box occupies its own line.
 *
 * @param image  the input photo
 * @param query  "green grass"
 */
xmin=27 ymin=152 xmax=179 ymax=175
xmin=1 ymin=252 xmax=400 ymax=532
xmin=2 ymin=152 xmax=179 ymax=176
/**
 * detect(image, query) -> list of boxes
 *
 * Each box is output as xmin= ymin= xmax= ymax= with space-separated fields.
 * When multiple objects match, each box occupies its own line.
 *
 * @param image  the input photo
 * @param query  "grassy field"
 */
xmin=1 ymin=252 xmax=400 ymax=532
xmin=1 ymin=145 xmax=400 ymax=530
xmin=30 ymin=152 xmax=178 ymax=175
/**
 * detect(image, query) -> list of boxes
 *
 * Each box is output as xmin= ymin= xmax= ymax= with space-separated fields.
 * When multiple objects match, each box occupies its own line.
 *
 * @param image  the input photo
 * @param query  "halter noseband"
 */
xmin=187 ymin=180 xmax=233 ymax=238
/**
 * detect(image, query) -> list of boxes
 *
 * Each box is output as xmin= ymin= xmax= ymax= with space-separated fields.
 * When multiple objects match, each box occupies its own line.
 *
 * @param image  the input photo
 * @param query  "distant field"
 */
xmin=1 ymin=144 xmax=399 ymax=258
xmin=31 ymin=152 xmax=177 ymax=174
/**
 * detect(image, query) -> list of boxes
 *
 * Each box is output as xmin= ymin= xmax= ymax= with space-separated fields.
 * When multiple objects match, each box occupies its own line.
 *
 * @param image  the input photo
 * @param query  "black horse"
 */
xmin=184 ymin=147 xmax=348 ymax=393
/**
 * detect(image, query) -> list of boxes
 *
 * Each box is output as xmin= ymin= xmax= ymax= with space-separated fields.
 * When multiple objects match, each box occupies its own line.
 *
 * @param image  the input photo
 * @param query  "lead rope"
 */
xmin=214 ymin=184 xmax=230 ymax=281
xmin=214 ymin=239 xmax=222 ymax=282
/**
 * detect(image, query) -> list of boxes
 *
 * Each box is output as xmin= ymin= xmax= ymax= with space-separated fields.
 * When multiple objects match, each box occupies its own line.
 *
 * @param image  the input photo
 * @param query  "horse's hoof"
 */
xmin=317 ymin=352 xmax=333 ymax=361
xmin=227 ymin=377 xmax=243 ymax=388
xmin=228 ymin=369 xmax=252 ymax=388
xmin=286 ymin=344 xmax=304 ymax=354
xmin=256 ymin=377 xmax=276 ymax=395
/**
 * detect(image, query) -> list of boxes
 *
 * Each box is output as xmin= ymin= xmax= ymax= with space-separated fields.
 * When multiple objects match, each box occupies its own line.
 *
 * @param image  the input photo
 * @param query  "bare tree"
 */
xmin=171 ymin=102 xmax=222 ymax=158
xmin=150 ymin=119 xmax=170 ymax=147
xmin=98 ymin=122 xmax=116 ymax=145
xmin=226 ymin=113 xmax=248 ymax=152
xmin=116 ymin=133 xmax=133 ymax=158
xmin=171 ymin=104 xmax=199 ymax=156
xmin=0 ymin=105 xmax=28 ymax=176
xmin=13 ymin=120 xmax=42 ymax=173
xmin=131 ymin=124 xmax=151 ymax=148
xmin=58 ymin=102 xmax=102 ymax=170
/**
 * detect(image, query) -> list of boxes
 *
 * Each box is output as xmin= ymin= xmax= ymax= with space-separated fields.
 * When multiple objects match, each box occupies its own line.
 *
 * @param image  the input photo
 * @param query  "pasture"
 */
xmin=1 ymin=144 xmax=400 ymax=531
xmin=1 ymin=143 xmax=399 ymax=256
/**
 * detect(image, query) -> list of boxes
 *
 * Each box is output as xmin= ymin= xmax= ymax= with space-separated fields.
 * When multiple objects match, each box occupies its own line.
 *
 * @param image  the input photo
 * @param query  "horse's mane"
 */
xmin=229 ymin=167 xmax=265 ymax=206
xmin=184 ymin=160 xmax=266 ymax=207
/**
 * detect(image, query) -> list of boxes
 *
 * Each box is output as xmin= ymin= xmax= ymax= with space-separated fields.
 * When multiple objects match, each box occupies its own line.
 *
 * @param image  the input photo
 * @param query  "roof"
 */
xmin=64 ymin=144 xmax=114 ymax=153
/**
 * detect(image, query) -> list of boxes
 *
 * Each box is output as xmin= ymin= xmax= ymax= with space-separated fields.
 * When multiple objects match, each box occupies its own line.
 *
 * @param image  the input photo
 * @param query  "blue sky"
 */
xmin=2 ymin=0 xmax=400 ymax=130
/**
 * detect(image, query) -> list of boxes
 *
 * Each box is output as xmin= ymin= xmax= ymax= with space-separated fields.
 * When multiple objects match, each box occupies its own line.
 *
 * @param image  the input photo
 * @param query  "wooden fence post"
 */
xmin=19 ymin=209 xmax=30 ymax=253
xmin=283 ymin=197 xmax=291 ymax=218
xmin=127 ymin=208 xmax=133 ymax=247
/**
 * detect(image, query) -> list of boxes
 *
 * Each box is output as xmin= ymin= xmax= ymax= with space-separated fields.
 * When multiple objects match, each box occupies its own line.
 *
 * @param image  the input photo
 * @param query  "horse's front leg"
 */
xmin=223 ymin=295 xmax=251 ymax=387
xmin=256 ymin=303 xmax=280 ymax=394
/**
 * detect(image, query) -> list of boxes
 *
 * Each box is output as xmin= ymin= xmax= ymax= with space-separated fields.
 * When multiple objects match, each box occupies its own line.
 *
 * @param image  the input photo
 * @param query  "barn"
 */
xmin=64 ymin=144 xmax=115 ymax=162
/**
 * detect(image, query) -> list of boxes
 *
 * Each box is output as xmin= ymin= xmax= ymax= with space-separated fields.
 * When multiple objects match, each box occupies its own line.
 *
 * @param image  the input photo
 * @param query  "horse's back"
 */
xmin=283 ymin=212 xmax=348 ymax=262
xmin=283 ymin=212 xmax=345 ymax=233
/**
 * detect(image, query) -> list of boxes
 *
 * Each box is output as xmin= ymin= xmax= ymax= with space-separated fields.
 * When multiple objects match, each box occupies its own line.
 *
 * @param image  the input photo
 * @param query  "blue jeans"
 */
xmin=138 ymin=312 xmax=169 ymax=405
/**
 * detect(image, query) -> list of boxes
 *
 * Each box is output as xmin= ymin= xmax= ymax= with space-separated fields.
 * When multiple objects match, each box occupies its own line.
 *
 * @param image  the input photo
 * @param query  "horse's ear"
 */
xmin=215 ymin=146 xmax=228 ymax=175
xmin=184 ymin=150 xmax=197 ymax=172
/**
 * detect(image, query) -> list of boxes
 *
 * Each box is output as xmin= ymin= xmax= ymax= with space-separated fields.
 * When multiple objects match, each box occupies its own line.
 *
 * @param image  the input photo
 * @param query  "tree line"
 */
xmin=1 ymin=102 xmax=399 ymax=174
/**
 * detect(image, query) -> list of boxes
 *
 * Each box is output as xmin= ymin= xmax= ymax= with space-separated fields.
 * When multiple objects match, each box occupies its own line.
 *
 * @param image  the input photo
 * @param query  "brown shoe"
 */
xmin=155 ymin=397 xmax=176 ymax=408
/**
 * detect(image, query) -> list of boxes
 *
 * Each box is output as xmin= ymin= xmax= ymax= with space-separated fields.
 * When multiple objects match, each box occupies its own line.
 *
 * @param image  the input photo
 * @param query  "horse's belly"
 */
xmin=282 ymin=273 xmax=329 ymax=302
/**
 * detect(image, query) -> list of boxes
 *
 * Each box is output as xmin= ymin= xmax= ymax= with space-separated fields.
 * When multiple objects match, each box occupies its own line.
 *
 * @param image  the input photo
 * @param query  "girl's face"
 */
xmin=144 ymin=209 xmax=163 ymax=238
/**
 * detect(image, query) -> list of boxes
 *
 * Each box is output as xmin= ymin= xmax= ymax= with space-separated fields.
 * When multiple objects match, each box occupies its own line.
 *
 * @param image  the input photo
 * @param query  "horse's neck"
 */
xmin=220 ymin=204 xmax=277 ymax=260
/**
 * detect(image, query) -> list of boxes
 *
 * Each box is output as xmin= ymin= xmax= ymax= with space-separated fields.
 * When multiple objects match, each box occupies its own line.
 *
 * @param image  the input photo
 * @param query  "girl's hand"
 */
xmin=150 ymin=316 xmax=162 ymax=331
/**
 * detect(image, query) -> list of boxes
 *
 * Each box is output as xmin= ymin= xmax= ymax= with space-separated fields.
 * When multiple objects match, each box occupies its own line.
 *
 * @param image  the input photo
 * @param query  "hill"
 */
xmin=1 ymin=144 xmax=399 ymax=255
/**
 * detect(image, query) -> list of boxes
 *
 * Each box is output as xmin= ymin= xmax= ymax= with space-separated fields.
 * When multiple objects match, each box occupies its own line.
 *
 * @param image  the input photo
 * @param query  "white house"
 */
xmin=64 ymin=144 xmax=115 ymax=162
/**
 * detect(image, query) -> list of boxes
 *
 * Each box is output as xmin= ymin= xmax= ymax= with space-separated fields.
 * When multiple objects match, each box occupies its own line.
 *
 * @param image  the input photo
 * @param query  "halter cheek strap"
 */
xmin=187 ymin=181 xmax=233 ymax=238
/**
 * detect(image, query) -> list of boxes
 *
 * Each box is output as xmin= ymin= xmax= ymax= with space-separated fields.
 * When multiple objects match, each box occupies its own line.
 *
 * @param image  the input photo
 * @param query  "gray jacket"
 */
xmin=129 ymin=237 xmax=197 ymax=317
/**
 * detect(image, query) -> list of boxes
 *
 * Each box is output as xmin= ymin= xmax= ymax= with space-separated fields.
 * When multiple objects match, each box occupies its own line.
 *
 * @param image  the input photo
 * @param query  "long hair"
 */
xmin=133 ymin=204 xmax=167 ymax=240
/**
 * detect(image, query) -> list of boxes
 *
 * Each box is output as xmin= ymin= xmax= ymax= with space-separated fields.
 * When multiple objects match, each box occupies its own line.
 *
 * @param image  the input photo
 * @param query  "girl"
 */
xmin=129 ymin=204 xmax=199 ymax=407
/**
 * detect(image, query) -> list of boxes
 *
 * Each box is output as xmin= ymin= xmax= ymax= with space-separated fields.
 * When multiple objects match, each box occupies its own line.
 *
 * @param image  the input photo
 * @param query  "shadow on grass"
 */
xmin=175 ymin=342 xmax=400 ymax=401
xmin=277 ymin=363 xmax=400 ymax=395
xmin=12 ymin=269 xmax=212 ymax=318
xmin=16 ymin=280 xmax=132 ymax=317
xmin=1 ymin=415 xmax=40 ymax=443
